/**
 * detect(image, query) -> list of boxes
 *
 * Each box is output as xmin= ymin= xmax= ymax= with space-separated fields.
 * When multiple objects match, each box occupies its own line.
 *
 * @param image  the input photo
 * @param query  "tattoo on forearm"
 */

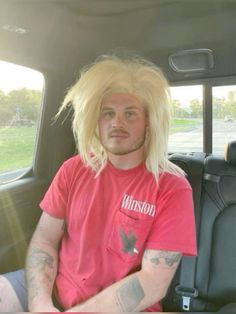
xmin=27 ymin=247 xmax=54 ymax=273
xmin=144 ymin=250 xmax=181 ymax=268
xmin=115 ymin=276 xmax=145 ymax=311
xmin=26 ymin=247 xmax=56 ymax=301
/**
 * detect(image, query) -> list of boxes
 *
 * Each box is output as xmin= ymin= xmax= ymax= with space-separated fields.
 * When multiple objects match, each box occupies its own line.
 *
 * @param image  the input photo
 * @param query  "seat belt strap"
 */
xmin=175 ymin=152 xmax=206 ymax=311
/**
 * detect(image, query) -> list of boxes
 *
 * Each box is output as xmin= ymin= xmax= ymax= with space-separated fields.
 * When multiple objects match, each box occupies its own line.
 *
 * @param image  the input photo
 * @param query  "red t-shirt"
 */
xmin=40 ymin=155 xmax=197 ymax=311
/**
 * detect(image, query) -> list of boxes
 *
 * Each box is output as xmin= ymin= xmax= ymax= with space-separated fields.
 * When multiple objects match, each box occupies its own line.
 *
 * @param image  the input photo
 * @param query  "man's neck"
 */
xmin=107 ymin=151 xmax=145 ymax=170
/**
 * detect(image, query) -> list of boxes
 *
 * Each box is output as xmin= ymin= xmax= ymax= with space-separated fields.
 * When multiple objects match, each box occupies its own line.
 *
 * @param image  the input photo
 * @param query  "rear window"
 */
xmin=169 ymin=85 xmax=203 ymax=153
xmin=212 ymin=85 xmax=236 ymax=155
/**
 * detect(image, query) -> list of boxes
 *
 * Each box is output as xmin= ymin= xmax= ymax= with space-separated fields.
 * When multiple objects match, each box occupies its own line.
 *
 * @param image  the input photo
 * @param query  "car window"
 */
xmin=169 ymin=85 xmax=203 ymax=153
xmin=0 ymin=60 xmax=44 ymax=184
xmin=212 ymin=85 xmax=236 ymax=155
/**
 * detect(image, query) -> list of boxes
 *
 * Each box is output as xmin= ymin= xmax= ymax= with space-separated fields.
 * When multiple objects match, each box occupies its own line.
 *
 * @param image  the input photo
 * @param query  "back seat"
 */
xmin=164 ymin=141 xmax=236 ymax=312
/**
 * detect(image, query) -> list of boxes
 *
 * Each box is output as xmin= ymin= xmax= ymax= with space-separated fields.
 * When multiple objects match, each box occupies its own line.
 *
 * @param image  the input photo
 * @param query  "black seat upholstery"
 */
xmin=164 ymin=141 xmax=236 ymax=312
xmin=194 ymin=142 xmax=236 ymax=311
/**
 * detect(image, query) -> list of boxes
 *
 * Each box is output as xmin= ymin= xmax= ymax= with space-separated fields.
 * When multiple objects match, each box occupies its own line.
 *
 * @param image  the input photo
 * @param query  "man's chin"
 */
xmin=107 ymin=149 xmax=131 ymax=156
xmin=103 ymin=141 xmax=145 ymax=156
xmin=106 ymin=146 xmax=142 ymax=156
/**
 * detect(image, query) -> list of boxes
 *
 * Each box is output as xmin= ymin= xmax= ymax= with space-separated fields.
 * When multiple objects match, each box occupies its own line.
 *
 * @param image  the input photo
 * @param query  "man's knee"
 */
xmin=0 ymin=272 xmax=26 ymax=311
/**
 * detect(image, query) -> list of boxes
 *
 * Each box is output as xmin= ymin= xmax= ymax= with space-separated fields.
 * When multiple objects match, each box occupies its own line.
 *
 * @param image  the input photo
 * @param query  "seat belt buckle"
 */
xmin=182 ymin=296 xmax=191 ymax=311
xmin=175 ymin=285 xmax=198 ymax=311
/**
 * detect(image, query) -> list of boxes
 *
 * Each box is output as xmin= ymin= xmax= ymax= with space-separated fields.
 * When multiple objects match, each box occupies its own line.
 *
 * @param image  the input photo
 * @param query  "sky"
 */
xmin=171 ymin=85 xmax=236 ymax=107
xmin=170 ymin=85 xmax=202 ymax=107
xmin=0 ymin=60 xmax=44 ymax=94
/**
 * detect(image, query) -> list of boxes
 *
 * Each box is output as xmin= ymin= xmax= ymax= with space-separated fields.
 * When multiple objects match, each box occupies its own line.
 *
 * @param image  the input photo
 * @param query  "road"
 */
xmin=169 ymin=119 xmax=236 ymax=154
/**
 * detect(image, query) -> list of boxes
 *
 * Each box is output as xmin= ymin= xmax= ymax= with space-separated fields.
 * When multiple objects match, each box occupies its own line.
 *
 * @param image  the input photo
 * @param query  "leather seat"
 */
xmin=164 ymin=141 xmax=236 ymax=312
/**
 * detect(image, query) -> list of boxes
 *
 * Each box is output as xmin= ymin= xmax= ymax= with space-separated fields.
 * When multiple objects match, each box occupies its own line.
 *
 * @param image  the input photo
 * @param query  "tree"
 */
xmin=227 ymin=90 xmax=236 ymax=103
xmin=213 ymin=97 xmax=225 ymax=119
xmin=226 ymin=91 xmax=236 ymax=119
xmin=6 ymin=88 xmax=41 ymax=124
xmin=0 ymin=90 xmax=13 ymax=126
xmin=171 ymin=99 xmax=189 ymax=118
xmin=190 ymin=99 xmax=202 ymax=118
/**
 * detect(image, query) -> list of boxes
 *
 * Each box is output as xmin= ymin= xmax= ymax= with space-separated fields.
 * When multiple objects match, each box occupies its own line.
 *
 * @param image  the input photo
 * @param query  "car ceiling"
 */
xmin=0 ymin=0 xmax=236 ymax=83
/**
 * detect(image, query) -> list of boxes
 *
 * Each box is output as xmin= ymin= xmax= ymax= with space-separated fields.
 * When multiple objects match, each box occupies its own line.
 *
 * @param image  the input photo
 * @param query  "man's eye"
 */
xmin=125 ymin=111 xmax=136 ymax=118
xmin=103 ymin=111 xmax=114 ymax=118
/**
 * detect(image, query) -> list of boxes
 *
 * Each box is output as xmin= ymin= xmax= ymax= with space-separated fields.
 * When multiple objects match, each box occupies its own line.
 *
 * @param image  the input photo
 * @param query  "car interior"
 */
xmin=1 ymin=0 xmax=236 ymax=312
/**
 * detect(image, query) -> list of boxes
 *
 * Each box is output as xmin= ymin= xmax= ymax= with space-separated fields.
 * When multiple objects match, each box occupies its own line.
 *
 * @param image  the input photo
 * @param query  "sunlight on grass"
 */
xmin=170 ymin=119 xmax=200 ymax=134
xmin=0 ymin=126 xmax=37 ymax=173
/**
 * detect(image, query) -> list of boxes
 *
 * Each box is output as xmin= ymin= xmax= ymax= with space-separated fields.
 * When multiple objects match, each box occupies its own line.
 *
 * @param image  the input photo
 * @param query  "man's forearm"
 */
xmin=67 ymin=272 xmax=141 ymax=312
xmin=25 ymin=240 xmax=58 ymax=310
xmin=67 ymin=270 xmax=161 ymax=312
xmin=67 ymin=249 xmax=181 ymax=312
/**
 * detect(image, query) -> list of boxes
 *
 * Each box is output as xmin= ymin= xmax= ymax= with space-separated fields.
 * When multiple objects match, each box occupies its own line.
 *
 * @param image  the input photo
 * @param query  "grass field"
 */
xmin=0 ymin=126 xmax=37 ymax=173
xmin=0 ymin=119 xmax=201 ymax=174
xmin=170 ymin=118 xmax=200 ymax=134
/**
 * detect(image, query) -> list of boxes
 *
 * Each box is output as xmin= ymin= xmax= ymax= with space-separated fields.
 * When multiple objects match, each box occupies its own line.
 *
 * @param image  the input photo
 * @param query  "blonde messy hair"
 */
xmin=58 ymin=54 xmax=184 ymax=179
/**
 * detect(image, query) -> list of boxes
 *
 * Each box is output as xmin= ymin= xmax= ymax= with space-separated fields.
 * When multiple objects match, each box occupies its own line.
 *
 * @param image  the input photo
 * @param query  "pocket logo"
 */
xmin=121 ymin=194 xmax=156 ymax=217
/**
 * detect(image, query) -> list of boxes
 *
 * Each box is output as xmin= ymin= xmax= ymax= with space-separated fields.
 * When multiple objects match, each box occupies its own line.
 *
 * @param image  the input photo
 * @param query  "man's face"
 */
xmin=99 ymin=93 xmax=148 ymax=157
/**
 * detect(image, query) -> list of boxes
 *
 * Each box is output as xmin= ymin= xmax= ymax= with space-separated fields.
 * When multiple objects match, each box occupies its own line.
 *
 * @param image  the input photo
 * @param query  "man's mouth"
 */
xmin=109 ymin=130 xmax=129 ymax=138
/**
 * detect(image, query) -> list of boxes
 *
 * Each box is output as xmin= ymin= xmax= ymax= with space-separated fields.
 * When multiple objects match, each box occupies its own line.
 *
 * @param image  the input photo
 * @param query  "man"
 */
xmin=0 ymin=55 xmax=196 ymax=312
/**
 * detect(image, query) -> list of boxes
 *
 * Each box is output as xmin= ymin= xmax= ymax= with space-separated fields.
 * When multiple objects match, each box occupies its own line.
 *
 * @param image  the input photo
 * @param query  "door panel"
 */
xmin=0 ymin=178 xmax=48 ymax=273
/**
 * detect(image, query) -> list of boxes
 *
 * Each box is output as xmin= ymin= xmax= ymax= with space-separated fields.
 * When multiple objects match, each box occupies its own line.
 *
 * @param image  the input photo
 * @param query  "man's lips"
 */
xmin=109 ymin=130 xmax=129 ymax=138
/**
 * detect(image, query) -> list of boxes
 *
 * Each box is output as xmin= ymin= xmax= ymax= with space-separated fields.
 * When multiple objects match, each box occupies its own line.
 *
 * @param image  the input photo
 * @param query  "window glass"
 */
xmin=0 ymin=60 xmax=44 ymax=183
xmin=212 ymin=85 xmax=236 ymax=155
xmin=169 ymin=85 xmax=203 ymax=153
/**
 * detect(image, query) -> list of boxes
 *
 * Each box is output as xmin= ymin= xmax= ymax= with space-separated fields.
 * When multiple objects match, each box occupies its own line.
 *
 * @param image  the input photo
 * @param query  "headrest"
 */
xmin=225 ymin=141 xmax=236 ymax=166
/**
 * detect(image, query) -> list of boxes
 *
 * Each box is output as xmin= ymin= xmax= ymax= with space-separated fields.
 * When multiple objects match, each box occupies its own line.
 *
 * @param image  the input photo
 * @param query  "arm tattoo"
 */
xmin=26 ymin=247 xmax=56 ymax=301
xmin=144 ymin=250 xmax=181 ymax=268
xmin=115 ymin=276 xmax=145 ymax=311
xmin=27 ymin=247 xmax=54 ymax=273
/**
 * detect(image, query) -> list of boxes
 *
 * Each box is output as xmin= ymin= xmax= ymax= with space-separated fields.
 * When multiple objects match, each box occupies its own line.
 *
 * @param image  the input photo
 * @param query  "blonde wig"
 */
xmin=58 ymin=54 xmax=184 ymax=179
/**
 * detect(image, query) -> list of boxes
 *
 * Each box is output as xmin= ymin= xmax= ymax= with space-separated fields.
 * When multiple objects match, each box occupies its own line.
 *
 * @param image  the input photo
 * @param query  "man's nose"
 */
xmin=111 ymin=113 xmax=124 ymax=127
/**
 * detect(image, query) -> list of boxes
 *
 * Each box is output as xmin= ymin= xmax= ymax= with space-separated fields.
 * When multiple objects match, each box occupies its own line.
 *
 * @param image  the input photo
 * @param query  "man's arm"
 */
xmin=67 ymin=249 xmax=181 ymax=312
xmin=25 ymin=211 xmax=65 ymax=312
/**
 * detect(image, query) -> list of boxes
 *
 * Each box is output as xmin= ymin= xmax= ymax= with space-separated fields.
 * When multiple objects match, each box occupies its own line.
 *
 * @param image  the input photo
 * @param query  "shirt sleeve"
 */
xmin=146 ymin=175 xmax=197 ymax=256
xmin=39 ymin=163 xmax=69 ymax=219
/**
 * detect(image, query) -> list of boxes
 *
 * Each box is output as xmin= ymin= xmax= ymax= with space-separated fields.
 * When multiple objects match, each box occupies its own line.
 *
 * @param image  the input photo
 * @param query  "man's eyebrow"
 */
xmin=103 ymin=105 xmax=141 ymax=109
xmin=101 ymin=105 xmax=143 ymax=111
xmin=100 ymin=106 xmax=115 ymax=111
xmin=124 ymin=106 xmax=141 ymax=110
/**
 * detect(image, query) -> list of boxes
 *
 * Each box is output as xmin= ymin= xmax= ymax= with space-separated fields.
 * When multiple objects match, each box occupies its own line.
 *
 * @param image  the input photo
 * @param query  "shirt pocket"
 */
xmin=107 ymin=209 xmax=154 ymax=263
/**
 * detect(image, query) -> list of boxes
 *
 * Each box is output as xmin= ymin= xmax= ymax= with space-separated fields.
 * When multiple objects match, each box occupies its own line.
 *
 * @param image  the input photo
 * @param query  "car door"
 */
xmin=0 ymin=67 xmax=75 ymax=273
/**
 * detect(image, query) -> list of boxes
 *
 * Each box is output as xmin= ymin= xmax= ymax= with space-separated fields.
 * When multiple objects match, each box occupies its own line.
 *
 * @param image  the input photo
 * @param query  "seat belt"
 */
xmin=175 ymin=152 xmax=206 ymax=311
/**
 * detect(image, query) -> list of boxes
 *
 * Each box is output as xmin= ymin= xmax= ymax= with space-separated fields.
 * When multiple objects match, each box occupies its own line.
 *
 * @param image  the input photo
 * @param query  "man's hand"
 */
xmin=29 ymin=301 xmax=59 ymax=312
